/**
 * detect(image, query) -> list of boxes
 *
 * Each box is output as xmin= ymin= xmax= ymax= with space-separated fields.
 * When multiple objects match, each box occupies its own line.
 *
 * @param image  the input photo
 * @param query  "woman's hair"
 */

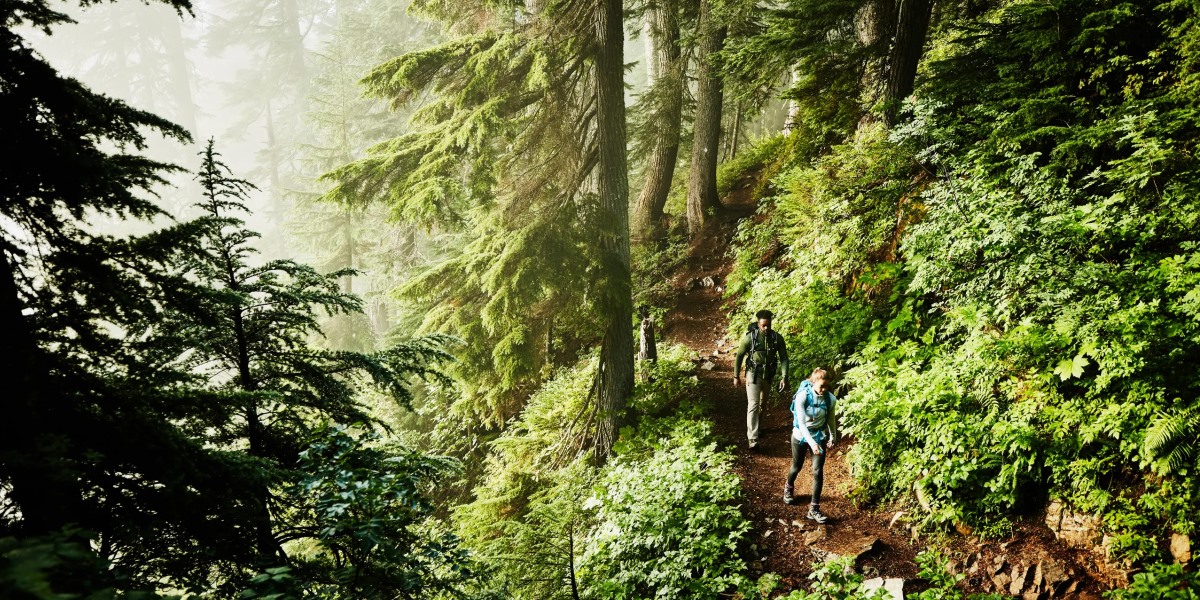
xmin=808 ymin=368 xmax=827 ymax=383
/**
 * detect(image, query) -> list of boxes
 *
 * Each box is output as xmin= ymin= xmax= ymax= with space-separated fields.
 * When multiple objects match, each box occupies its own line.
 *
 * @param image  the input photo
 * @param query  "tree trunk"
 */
xmin=0 ymin=256 xmax=86 ymax=538
xmin=631 ymin=0 xmax=683 ymax=242
xmin=883 ymin=0 xmax=933 ymax=125
xmin=686 ymin=0 xmax=727 ymax=237
xmin=593 ymin=0 xmax=634 ymax=463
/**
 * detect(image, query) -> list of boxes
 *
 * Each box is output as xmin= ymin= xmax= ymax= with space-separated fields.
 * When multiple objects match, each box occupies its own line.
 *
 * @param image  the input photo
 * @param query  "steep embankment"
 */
xmin=657 ymin=187 xmax=1109 ymax=598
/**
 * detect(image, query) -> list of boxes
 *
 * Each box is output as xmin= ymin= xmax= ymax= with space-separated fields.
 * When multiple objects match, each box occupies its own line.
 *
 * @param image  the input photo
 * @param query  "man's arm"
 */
xmin=734 ymin=333 xmax=750 ymax=379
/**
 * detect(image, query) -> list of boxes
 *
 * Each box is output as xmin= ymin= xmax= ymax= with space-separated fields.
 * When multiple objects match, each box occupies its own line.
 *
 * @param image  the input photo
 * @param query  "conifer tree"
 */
xmin=324 ymin=0 xmax=634 ymax=440
xmin=0 ymin=0 xmax=275 ymax=592
xmin=631 ymin=0 xmax=685 ymax=241
xmin=174 ymin=140 xmax=454 ymax=561
xmin=686 ymin=0 xmax=728 ymax=236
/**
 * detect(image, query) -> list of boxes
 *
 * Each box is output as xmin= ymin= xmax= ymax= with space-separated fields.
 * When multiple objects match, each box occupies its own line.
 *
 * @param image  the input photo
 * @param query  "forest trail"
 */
xmin=658 ymin=182 xmax=1105 ymax=596
xmin=660 ymin=187 xmax=923 ymax=591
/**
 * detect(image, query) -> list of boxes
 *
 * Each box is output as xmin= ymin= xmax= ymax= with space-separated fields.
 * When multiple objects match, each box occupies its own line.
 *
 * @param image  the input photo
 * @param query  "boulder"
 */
xmin=861 ymin=577 xmax=904 ymax=600
xmin=991 ymin=571 xmax=1011 ymax=591
xmin=1009 ymin=563 xmax=1032 ymax=596
xmin=1045 ymin=500 xmax=1102 ymax=548
xmin=1172 ymin=533 xmax=1192 ymax=565
xmin=700 ymin=361 xmax=716 ymax=371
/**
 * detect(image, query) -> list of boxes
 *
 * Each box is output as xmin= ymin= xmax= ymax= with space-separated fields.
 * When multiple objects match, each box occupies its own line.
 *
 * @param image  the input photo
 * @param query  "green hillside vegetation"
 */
xmin=725 ymin=0 xmax=1200 ymax=571
xmin=5 ymin=0 xmax=1200 ymax=598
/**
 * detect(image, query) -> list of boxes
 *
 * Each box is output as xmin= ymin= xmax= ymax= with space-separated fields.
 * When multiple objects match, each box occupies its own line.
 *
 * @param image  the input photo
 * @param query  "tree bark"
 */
xmin=883 ymin=0 xmax=933 ymax=125
xmin=0 ymin=256 xmax=86 ymax=538
xmin=686 ymin=0 xmax=727 ymax=237
xmin=593 ymin=0 xmax=634 ymax=463
xmin=631 ymin=0 xmax=683 ymax=242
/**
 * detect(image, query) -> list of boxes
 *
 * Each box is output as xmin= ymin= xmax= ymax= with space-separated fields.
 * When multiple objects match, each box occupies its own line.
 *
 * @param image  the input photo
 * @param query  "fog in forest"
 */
xmin=27 ymin=1 xmax=784 ymax=252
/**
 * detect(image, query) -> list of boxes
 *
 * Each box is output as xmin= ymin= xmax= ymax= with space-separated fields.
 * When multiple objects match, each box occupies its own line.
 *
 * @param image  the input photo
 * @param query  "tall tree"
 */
xmin=0 ymin=0 xmax=275 ymax=593
xmin=686 ymin=0 xmax=727 ymax=236
xmin=323 ymin=0 xmax=630 ymax=434
xmin=287 ymin=0 xmax=440 ymax=351
xmin=631 ymin=0 xmax=684 ymax=241
xmin=177 ymin=141 xmax=453 ymax=563
xmin=593 ymin=0 xmax=634 ymax=461
xmin=883 ymin=0 xmax=933 ymax=124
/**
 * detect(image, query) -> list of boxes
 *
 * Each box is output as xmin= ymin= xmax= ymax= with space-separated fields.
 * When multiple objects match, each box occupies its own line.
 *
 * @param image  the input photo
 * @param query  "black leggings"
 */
xmin=787 ymin=436 xmax=826 ymax=506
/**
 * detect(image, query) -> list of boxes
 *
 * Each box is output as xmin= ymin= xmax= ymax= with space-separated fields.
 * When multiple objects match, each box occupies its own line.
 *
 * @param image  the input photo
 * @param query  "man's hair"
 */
xmin=755 ymin=310 xmax=773 ymax=321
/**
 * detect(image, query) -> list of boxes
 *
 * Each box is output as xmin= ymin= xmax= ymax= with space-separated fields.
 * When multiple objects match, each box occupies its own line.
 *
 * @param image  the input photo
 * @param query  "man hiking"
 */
xmin=734 ymin=310 xmax=789 ymax=450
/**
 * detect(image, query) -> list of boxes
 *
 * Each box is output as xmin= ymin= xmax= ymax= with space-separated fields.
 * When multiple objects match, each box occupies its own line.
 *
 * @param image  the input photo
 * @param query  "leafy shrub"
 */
xmin=268 ymin=424 xmax=475 ymax=599
xmin=775 ymin=556 xmax=887 ymax=600
xmin=580 ymin=420 xmax=750 ymax=599
xmin=1105 ymin=562 xmax=1200 ymax=600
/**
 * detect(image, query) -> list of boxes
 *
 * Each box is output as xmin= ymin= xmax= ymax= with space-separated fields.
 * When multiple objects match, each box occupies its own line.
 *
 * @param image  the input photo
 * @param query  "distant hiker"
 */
xmin=734 ymin=310 xmax=789 ymax=450
xmin=784 ymin=368 xmax=838 ymax=524
xmin=638 ymin=306 xmax=657 ymax=363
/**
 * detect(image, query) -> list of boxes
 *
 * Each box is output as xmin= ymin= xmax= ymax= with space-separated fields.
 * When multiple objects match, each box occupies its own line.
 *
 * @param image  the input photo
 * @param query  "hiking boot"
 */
xmin=806 ymin=506 xmax=828 ymax=524
xmin=783 ymin=483 xmax=797 ymax=505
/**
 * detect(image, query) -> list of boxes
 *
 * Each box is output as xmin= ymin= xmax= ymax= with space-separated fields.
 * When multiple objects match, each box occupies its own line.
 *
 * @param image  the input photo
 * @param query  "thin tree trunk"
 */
xmin=686 ymin=0 xmax=727 ymax=237
xmin=593 ymin=0 xmax=634 ymax=463
xmin=883 ymin=0 xmax=933 ymax=125
xmin=157 ymin=6 xmax=196 ymax=134
xmin=631 ymin=0 xmax=683 ymax=242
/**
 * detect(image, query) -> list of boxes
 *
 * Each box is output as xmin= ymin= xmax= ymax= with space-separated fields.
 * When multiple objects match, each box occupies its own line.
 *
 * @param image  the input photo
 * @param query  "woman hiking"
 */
xmin=784 ymin=368 xmax=838 ymax=524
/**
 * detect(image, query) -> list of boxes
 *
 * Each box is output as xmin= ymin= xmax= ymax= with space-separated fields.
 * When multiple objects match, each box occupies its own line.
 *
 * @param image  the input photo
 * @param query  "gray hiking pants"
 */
xmin=788 ymin=436 xmax=826 ymax=506
xmin=745 ymin=373 xmax=770 ymax=443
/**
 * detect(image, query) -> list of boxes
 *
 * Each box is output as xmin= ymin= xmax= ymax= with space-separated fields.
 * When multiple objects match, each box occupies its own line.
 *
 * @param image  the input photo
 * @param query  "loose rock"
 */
xmin=861 ymin=577 xmax=904 ymax=600
xmin=1172 ymin=533 xmax=1192 ymax=564
xmin=804 ymin=526 xmax=828 ymax=545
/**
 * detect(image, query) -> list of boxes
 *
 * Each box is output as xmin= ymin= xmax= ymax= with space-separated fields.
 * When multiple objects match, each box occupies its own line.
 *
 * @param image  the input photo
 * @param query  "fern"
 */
xmin=1144 ymin=405 xmax=1200 ymax=476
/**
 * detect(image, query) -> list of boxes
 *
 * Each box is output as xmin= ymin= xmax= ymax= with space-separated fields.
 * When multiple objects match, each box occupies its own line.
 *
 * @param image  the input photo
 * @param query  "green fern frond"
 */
xmin=1144 ymin=404 xmax=1200 ymax=476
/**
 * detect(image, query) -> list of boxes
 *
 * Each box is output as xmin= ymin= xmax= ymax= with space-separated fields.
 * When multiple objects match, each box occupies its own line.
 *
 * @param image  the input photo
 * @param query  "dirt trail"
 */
xmin=657 ymin=189 xmax=1105 ymax=596
xmin=660 ymin=201 xmax=921 ymax=591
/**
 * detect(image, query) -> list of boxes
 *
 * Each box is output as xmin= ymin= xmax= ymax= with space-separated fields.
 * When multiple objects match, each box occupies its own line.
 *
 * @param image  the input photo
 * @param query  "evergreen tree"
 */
xmin=287 ymin=0 xmax=440 ymax=351
xmin=631 ymin=0 xmax=686 ymax=242
xmin=173 ymin=141 xmax=454 ymax=564
xmin=323 ymin=0 xmax=634 ymax=441
xmin=686 ymin=0 xmax=728 ymax=236
xmin=0 ymin=0 xmax=275 ymax=593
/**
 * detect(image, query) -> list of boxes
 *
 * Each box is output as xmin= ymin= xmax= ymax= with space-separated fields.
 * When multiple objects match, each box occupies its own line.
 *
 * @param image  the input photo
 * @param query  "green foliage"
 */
xmin=723 ymin=0 xmax=1200 ymax=569
xmin=0 ymin=536 xmax=176 ymax=600
xmin=907 ymin=550 xmax=1006 ymax=600
xmin=728 ymin=123 xmax=916 ymax=381
xmin=273 ymin=424 xmax=475 ymax=599
xmin=581 ymin=419 xmax=750 ymax=599
xmin=630 ymin=344 xmax=701 ymax=416
xmin=1105 ymin=562 xmax=1200 ymax=600
xmin=775 ymin=556 xmax=887 ymax=600
xmin=454 ymin=348 xmax=749 ymax=599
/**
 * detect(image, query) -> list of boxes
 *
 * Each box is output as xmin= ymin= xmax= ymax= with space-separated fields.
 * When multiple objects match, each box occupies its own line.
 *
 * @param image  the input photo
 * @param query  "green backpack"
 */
xmin=745 ymin=322 xmax=779 ymax=382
